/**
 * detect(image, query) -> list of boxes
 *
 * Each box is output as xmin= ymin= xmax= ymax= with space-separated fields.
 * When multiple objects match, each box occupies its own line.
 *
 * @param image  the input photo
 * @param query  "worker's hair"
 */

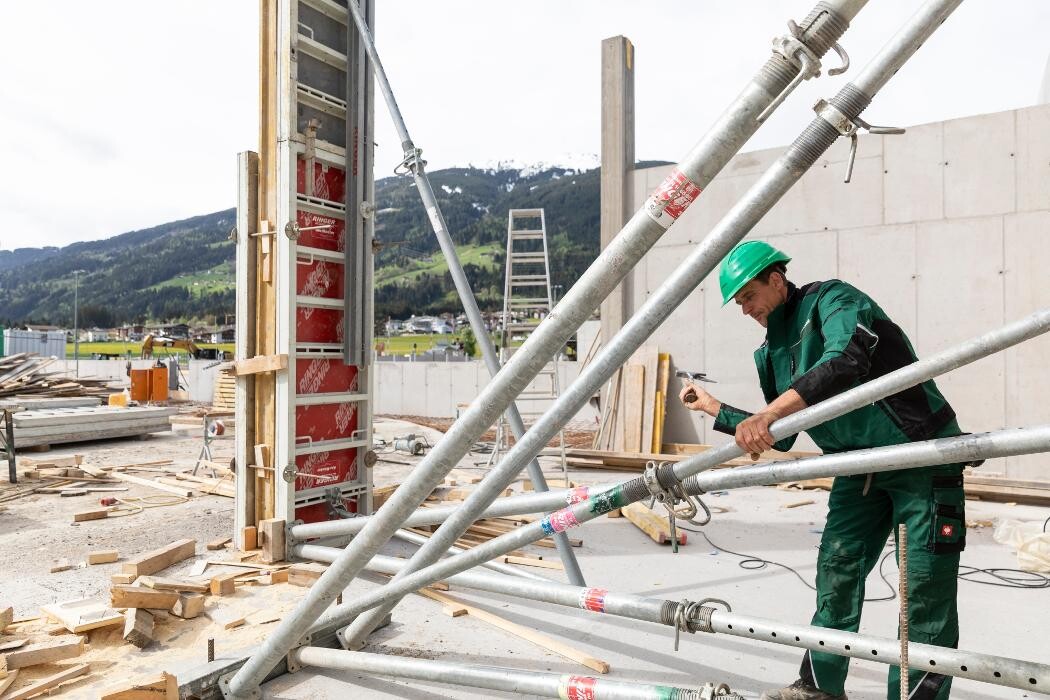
xmin=754 ymin=261 xmax=788 ymax=285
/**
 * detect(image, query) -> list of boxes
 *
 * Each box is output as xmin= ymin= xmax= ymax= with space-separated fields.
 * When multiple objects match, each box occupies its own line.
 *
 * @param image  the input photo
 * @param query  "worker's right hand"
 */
xmin=679 ymin=383 xmax=719 ymax=416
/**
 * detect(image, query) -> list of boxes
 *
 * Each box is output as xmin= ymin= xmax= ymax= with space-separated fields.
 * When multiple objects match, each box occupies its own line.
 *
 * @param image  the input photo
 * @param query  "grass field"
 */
xmin=67 ymin=341 xmax=235 ymax=359
xmin=148 ymin=261 xmax=235 ymax=295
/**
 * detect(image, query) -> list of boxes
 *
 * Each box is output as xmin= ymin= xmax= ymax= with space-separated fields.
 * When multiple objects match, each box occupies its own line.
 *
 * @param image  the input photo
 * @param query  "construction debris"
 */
xmin=0 ymin=354 xmax=115 ymax=400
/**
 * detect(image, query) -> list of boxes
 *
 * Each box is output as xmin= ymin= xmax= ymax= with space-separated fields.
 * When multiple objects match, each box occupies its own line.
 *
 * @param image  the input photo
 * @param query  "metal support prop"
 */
xmin=2 ymin=409 xmax=15 ymax=484
xmin=292 ymin=423 xmax=1050 ymax=542
xmin=305 ymin=310 xmax=1050 ymax=639
xmin=223 ymin=2 xmax=923 ymax=693
xmin=389 ymin=527 xmax=550 ymax=582
xmin=340 ymin=0 xmax=585 ymax=592
xmin=295 ymin=541 xmax=1050 ymax=693
xmin=337 ymin=0 xmax=872 ymax=651
xmin=292 ymin=646 xmax=742 ymax=699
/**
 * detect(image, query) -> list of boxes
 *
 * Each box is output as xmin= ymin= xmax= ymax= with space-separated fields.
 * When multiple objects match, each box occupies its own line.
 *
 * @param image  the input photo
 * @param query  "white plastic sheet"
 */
xmin=993 ymin=519 xmax=1050 ymax=572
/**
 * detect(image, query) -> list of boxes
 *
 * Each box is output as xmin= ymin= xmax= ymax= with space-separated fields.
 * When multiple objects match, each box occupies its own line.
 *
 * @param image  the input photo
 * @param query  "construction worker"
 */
xmin=679 ymin=241 xmax=966 ymax=700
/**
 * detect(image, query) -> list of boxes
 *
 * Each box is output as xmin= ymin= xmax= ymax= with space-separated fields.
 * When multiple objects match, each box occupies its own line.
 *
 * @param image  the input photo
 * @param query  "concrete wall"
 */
xmin=624 ymin=104 xmax=1050 ymax=479
xmin=51 ymin=359 xmax=220 ymax=403
xmin=374 ymin=359 xmax=599 ymax=428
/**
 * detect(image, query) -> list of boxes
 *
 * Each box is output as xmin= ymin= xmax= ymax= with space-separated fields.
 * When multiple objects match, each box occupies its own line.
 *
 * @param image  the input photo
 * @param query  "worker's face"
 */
xmin=733 ymin=275 xmax=786 ymax=328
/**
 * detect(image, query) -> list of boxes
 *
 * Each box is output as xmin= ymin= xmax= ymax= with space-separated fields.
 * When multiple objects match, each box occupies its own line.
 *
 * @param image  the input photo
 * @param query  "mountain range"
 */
xmin=0 ymin=162 xmax=669 ymax=328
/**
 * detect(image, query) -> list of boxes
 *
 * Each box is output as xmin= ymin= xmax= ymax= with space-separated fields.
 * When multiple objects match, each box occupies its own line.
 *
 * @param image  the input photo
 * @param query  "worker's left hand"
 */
xmin=735 ymin=410 xmax=780 ymax=460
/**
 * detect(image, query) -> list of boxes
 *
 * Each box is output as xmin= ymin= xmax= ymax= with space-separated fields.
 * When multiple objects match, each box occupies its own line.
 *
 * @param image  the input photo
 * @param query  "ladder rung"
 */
xmin=509 ymin=208 xmax=543 ymax=218
xmin=510 ymin=231 xmax=545 ymax=239
xmin=509 ymin=281 xmax=548 ymax=288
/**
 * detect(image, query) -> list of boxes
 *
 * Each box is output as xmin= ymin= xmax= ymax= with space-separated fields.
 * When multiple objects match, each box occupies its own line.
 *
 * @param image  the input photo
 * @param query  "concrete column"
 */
xmin=599 ymin=35 xmax=635 ymax=352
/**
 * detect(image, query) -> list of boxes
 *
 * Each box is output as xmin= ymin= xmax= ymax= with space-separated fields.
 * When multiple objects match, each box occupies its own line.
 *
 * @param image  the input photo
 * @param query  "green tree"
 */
xmin=461 ymin=327 xmax=477 ymax=357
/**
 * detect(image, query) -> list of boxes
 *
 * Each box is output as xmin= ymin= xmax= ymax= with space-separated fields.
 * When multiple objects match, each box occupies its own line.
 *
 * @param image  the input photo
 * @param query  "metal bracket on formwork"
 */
xmin=813 ymin=97 xmax=905 ymax=182
xmin=394 ymin=146 xmax=425 ymax=176
xmin=360 ymin=200 xmax=375 ymax=219
xmin=643 ymin=461 xmax=712 ymax=553
xmin=228 ymin=226 xmax=238 ymax=242
xmin=323 ymin=487 xmax=355 ymax=520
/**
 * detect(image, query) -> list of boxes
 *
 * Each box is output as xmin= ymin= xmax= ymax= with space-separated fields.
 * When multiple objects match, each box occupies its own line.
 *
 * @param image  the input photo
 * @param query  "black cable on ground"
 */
xmin=677 ymin=524 xmax=1050 ymax=600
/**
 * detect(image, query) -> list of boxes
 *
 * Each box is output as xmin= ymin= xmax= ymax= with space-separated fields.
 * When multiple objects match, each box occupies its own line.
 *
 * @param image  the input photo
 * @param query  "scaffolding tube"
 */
xmin=289 ymin=482 xmax=619 ymax=541
xmin=292 ymin=646 xmax=741 ymax=699
xmin=296 ymin=545 xmax=1050 ymax=693
xmin=338 ymin=0 xmax=965 ymax=650
xmin=338 ymin=0 xmax=584 ymax=584
xmin=389 ymin=527 xmax=550 ymax=582
xmin=294 ymin=424 xmax=1050 ymax=543
xmin=307 ymin=307 xmax=1049 ymax=638
xmin=338 ymin=0 xmax=875 ymax=650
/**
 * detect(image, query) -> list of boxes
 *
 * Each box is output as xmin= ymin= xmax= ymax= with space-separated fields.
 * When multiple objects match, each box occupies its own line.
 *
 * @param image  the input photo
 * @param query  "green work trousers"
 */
xmin=800 ymin=463 xmax=966 ymax=699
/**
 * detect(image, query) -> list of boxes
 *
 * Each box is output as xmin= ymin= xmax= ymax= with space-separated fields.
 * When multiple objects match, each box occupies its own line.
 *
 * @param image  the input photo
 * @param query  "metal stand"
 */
xmin=1 ymin=409 xmax=15 ymax=484
xmin=192 ymin=413 xmax=232 ymax=477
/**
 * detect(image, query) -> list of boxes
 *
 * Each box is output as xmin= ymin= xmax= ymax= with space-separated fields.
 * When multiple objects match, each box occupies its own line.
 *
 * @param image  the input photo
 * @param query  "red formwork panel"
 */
xmin=296 ymin=307 xmax=344 ymax=344
xmin=295 ymin=357 xmax=360 ymax=395
xmin=293 ymin=357 xmax=363 ymax=524
xmin=296 ymin=210 xmax=345 ymax=251
xmin=297 ymin=159 xmax=346 ymax=204
xmin=296 ymin=258 xmax=345 ymax=300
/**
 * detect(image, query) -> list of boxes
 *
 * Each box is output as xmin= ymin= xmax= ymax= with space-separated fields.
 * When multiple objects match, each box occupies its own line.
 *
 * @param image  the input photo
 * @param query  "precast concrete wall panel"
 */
xmin=1016 ymin=105 xmax=1050 ymax=212
xmin=838 ymin=224 xmax=919 ymax=340
xmin=884 ymin=122 xmax=944 ymax=224
xmin=424 ymin=363 xmax=454 ymax=418
xmin=915 ymin=216 xmax=1006 ymax=440
xmin=619 ymin=104 xmax=1050 ymax=477
xmin=943 ymin=111 xmax=1016 ymax=219
xmin=1003 ymin=211 xmax=1050 ymax=479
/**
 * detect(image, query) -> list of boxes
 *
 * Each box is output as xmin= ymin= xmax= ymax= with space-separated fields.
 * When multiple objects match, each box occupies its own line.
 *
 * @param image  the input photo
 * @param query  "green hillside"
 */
xmin=0 ymin=162 xmax=670 ymax=326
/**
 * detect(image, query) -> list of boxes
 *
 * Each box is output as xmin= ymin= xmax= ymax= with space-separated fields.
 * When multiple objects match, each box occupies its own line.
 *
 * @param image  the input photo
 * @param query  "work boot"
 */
xmin=759 ymin=679 xmax=847 ymax=700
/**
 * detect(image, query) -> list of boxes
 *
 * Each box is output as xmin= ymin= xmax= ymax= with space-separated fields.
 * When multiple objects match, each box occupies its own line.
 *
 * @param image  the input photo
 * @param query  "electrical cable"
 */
xmin=105 ymin=494 xmax=190 ymax=517
xmin=678 ymin=526 xmax=1050 ymax=598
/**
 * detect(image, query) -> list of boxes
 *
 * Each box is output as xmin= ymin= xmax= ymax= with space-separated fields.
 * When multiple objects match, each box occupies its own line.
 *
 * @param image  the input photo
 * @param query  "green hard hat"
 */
xmin=719 ymin=241 xmax=792 ymax=305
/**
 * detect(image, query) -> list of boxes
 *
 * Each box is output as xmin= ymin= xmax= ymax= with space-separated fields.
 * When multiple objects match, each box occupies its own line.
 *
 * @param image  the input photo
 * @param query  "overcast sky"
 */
xmin=1 ymin=1 xmax=1048 ymax=250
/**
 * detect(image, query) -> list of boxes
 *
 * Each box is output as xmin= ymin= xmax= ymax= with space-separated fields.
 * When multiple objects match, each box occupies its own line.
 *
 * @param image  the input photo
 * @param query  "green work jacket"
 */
xmin=713 ymin=280 xmax=959 ymax=453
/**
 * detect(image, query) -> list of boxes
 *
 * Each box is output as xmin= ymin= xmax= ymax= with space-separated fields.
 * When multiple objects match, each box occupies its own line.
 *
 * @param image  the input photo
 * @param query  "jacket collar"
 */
xmin=765 ymin=281 xmax=800 ymax=330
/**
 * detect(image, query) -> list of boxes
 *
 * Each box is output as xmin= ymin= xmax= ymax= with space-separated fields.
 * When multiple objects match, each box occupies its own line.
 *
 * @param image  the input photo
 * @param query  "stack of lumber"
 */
xmin=0 ymin=353 xmax=117 ymax=399
xmin=12 ymin=405 xmax=178 ymax=448
xmin=593 ymin=346 xmax=670 ymax=453
xmin=566 ymin=443 xmax=820 ymax=472
xmin=212 ymin=373 xmax=236 ymax=410
xmin=962 ymin=474 xmax=1050 ymax=506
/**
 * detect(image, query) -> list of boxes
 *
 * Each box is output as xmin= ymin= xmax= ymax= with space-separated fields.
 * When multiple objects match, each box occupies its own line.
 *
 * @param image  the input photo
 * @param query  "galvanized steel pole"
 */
xmin=292 ymin=646 xmax=740 ymax=699
xmin=307 ymin=307 xmax=1048 ymax=637
xmin=338 ymin=0 xmax=872 ymax=649
xmin=295 ymin=532 xmax=1050 ymax=693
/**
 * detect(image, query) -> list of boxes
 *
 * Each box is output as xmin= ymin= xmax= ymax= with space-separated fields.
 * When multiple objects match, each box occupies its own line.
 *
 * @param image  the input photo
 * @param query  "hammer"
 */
xmin=676 ymin=370 xmax=717 ymax=404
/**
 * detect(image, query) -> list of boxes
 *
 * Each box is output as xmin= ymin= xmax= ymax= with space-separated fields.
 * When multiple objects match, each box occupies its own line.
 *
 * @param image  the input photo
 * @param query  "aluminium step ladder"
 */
xmin=487 ymin=208 xmax=567 ymax=476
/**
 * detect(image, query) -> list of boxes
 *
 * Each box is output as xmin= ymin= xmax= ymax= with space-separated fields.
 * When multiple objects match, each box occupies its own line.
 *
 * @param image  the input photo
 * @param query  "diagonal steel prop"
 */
xmin=305 ymin=306 xmax=1050 ymax=639
xmin=341 ymin=0 xmax=585 ymax=582
xmin=338 ymin=0 xmax=873 ymax=649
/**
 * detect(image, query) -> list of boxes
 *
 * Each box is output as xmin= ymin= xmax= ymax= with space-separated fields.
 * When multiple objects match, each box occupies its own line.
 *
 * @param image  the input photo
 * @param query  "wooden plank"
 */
xmin=110 ymin=586 xmax=180 ymax=610
xmin=206 ymin=537 xmax=232 ymax=551
xmin=2 ymin=663 xmax=88 ymax=700
xmin=4 ymin=637 xmax=84 ymax=669
xmin=111 ymin=573 xmax=136 ymax=585
xmin=122 ymin=539 xmax=196 ymax=577
xmin=139 ymin=576 xmax=209 ymax=594
xmin=622 ymin=502 xmax=686 ymax=546
xmin=633 ymin=346 xmax=659 ymax=456
xmin=224 ymin=354 xmax=288 ymax=376
xmin=40 ymin=598 xmax=122 ymax=633
xmin=206 ymin=609 xmax=245 ymax=630
xmin=73 ymin=509 xmax=109 ymax=522
xmin=112 ymin=472 xmax=194 ymax=497
xmin=123 ymin=609 xmax=155 ymax=648
xmin=209 ymin=572 xmax=241 ymax=596
xmin=88 ymin=550 xmax=119 ymax=565
xmin=0 ymin=606 xmax=11 ymax=633
xmin=99 ymin=672 xmax=177 ymax=700
xmin=0 ymin=640 xmax=26 ymax=652
xmin=171 ymin=593 xmax=205 ymax=620
xmin=0 ymin=670 xmax=17 ymax=697
xmin=417 ymin=589 xmax=608 ymax=673
xmin=287 ymin=562 xmax=327 ymax=587
xmin=242 ymin=526 xmax=258 ymax=551
xmin=622 ymin=363 xmax=645 ymax=452
xmin=259 ymin=518 xmax=285 ymax=563
xmin=963 ymin=482 xmax=1050 ymax=506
